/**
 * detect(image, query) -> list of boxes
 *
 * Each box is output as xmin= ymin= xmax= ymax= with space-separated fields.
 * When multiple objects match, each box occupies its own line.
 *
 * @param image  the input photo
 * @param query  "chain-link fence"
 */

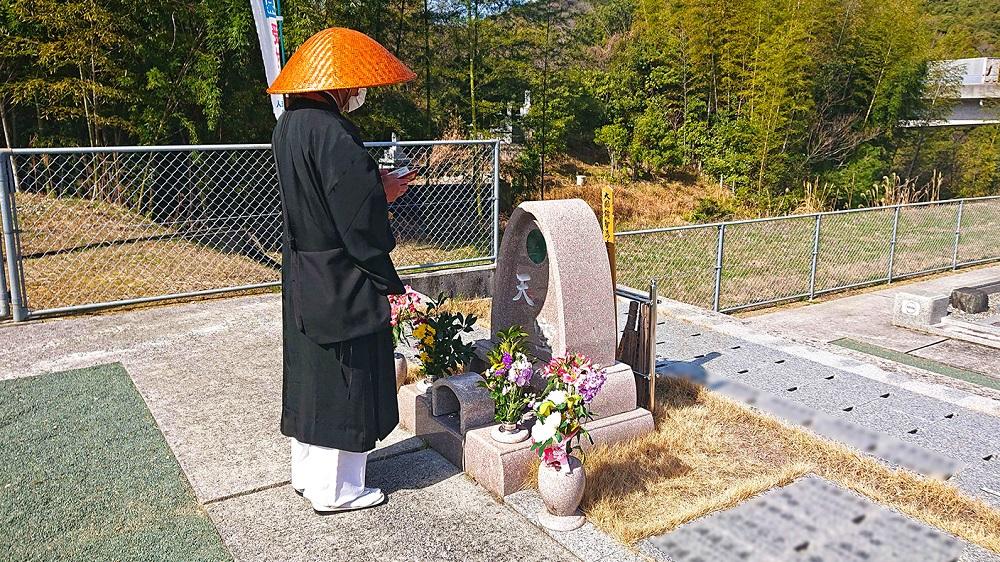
xmin=616 ymin=197 xmax=1000 ymax=313
xmin=0 ymin=140 xmax=499 ymax=320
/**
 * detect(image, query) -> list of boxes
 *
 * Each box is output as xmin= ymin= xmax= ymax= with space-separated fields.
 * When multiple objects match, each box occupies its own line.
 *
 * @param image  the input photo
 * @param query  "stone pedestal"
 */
xmin=892 ymin=291 xmax=948 ymax=329
xmin=465 ymin=408 xmax=654 ymax=497
xmin=399 ymin=382 xmax=655 ymax=497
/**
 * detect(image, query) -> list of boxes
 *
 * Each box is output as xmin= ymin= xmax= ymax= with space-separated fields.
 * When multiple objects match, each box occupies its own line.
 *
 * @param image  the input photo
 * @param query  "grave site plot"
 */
xmin=571 ymin=303 xmax=1000 ymax=561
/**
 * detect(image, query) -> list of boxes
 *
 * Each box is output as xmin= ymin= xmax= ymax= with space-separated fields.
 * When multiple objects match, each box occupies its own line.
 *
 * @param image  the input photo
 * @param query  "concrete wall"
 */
xmin=401 ymin=264 xmax=494 ymax=299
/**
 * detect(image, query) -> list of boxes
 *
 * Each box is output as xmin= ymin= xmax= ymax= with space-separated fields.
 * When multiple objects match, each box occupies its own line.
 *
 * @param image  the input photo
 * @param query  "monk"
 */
xmin=267 ymin=28 xmax=418 ymax=513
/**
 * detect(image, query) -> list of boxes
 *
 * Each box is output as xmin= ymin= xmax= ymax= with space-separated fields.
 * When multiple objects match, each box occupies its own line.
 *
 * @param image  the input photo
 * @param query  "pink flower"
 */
xmin=542 ymin=442 xmax=569 ymax=470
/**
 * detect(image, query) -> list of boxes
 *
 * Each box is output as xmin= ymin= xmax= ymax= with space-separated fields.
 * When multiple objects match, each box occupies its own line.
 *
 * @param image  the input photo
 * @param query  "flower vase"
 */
xmin=490 ymin=422 xmax=528 ymax=444
xmin=394 ymin=352 xmax=407 ymax=392
xmin=537 ymin=456 xmax=586 ymax=531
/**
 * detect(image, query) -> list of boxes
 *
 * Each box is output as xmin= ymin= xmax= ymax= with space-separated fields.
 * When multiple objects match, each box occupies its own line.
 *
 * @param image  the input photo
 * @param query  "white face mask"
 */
xmin=344 ymin=88 xmax=366 ymax=113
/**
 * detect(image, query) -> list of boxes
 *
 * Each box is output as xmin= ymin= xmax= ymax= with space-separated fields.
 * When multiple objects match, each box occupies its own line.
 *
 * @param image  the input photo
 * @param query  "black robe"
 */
xmin=272 ymin=97 xmax=405 ymax=452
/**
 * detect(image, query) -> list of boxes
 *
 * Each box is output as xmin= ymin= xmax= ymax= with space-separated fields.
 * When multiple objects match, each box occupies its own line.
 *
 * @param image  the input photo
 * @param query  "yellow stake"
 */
xmin=601 ymin=186 xmax=615 ymax=243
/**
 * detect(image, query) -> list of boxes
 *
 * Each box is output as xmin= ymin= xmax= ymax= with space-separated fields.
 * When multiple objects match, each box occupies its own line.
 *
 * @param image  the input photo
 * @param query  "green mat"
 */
xmin=0 ymin=364 xmax=231 ymax=561
xmin=831 ymin=337 xmax=1000 ymax=391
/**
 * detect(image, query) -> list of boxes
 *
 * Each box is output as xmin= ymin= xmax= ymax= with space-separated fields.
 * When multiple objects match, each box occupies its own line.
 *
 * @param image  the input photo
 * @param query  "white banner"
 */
xmin=250 ymin=0 xmax=284 ymax=119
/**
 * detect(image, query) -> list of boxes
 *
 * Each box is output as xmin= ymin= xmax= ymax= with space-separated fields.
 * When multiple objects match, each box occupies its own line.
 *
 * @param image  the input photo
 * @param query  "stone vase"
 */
xmin=394 ymin=352 xmax=407 ymax=392
xmin=537 ymin=456 xmax=586 ymax=531
xmin=490 ymin=421 xmax=529 ymax=444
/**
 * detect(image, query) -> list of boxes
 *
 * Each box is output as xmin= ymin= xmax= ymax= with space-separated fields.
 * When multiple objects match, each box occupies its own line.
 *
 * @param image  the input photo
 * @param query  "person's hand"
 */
xmin=381 ymin=169 xmax=417 ymax=203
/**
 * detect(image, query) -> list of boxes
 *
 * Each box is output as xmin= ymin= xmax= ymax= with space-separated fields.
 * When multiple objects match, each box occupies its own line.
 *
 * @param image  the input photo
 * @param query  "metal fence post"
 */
xmin=646 ymin=278 xmax=658 ymax=414
xmin=492 ymin=140 xmax=501 ymax=262
xmin=951 ymin=199 xmax=964 ymax=270
xmin=0 ymin=213 xmax=7 ymax=320
xmin=887 ymin=205 xmax=901 ymax=283
xmin=0 ymin=152 xmax=27 ymax=321
xmin=808 ymin=214 xmax=822 ymax=299
xmin=712 ymin=223 xmax=726 ymax=312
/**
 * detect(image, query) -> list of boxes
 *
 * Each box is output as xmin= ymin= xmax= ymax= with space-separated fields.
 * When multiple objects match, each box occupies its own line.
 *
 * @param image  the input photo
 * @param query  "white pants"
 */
xmin=290 ymin=438 xmax=369 ymax=507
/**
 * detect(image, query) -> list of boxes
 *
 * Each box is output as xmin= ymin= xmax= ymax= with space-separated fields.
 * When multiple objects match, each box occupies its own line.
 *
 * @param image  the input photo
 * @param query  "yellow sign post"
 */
xmin=601 ymin=186 xmax=616 ymax=287
xmin=601 ymin=186 xmax=618 ymax=337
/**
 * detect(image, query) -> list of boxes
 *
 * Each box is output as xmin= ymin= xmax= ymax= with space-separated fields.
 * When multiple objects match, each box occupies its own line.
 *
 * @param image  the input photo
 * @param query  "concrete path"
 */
xmin=0 ymin=295 xmax=577 ymax=561
xmin=746 ymin=265 xmax=1000 ymax=395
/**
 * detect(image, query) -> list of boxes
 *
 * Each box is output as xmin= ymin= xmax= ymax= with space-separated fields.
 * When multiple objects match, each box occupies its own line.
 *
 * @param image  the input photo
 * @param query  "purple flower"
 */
xmin=508 ymin=366 xmax=532 ymax=387
xmin=501 ymin=352 xmax=514 ymax=366
xmin=577 ymin=368 xmax=606 ymax=403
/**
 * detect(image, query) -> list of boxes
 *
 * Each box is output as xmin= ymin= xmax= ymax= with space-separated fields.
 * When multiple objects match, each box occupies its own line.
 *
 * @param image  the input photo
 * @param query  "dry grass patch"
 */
xmin=544 ymin=159 xmax=733 ymax=230
xmin=581 ymin=377 xmax=1000 ymax=552
xmin=431 ymin=296 xmax=492 ymax=330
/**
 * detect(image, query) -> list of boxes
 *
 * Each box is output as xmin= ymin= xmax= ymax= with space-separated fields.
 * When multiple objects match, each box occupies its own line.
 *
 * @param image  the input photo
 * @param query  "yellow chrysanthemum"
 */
xmin=419 ymin=351 xmax=431 ymax=363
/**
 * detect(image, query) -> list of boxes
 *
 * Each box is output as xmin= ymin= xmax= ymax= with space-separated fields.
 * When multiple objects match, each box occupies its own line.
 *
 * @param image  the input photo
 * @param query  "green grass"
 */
xmin=831 ymin=337 xmax=1000 ymax=391
xmin=0 ymin=364 xmax=231 ymax=562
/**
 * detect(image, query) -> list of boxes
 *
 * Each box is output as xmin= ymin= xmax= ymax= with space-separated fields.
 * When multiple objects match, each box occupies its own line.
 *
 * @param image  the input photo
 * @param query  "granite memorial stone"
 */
xmin=492 ymin=199 xmax=617 ymax=366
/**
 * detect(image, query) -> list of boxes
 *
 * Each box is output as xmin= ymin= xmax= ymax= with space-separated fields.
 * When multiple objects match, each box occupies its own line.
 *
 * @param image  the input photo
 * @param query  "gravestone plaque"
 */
xmin=492 ymin=199 xmax=617 ymax=366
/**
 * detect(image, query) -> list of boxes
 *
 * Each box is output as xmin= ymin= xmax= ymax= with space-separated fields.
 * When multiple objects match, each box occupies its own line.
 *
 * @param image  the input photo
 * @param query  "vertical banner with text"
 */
xmin=250 ymin=0 xmax=284 ymax=119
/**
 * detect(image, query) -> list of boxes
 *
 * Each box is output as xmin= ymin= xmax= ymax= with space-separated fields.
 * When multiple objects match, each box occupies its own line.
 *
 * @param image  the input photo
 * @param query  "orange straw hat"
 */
xmin=267 ymin=28 xmax=416 ymax=94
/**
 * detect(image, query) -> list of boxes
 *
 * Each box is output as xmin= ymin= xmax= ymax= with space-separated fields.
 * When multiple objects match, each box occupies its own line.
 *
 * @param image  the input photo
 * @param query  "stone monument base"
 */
xmin=398 ymin=383 xmax=655 ymax=497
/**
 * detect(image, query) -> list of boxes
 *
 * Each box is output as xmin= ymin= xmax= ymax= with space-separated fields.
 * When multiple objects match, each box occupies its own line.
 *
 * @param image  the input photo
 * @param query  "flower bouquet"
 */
xmin=529 ymin=353 xmax=606 ymax=531
xmin=413 ymin=293 xmax=477 ymax=391
xmin=388 ymin=285 xmax=421 ymax=347
xmin=388 ymin=285 xmax=421 ymax=391
xmin=478 ymin=326 xmax=536 ymax=443
xmin=530 ymin=353 xmax=606 ymax=471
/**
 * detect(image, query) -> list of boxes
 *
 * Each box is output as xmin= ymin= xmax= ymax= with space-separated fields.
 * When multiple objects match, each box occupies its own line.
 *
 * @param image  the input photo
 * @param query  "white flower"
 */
xmin=531 ymin=411 xmax=561 ymax=443
xmin=546 ymin=390 xmax=567 ymax=405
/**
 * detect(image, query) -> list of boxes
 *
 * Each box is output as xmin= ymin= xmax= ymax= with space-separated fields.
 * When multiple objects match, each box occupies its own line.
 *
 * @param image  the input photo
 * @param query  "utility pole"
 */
xmin=539 ymin=4 xmax=550 ymax=200
xmin=424 ymin=0 xmax=432 ymax=137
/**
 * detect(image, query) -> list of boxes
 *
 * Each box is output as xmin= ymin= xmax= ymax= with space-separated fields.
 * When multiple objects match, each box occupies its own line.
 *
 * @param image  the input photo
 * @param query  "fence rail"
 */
xmin=2 ymin=142 xmax=997 ymax=323
xmin=616 ymin=196 xmax=1000 ymax=313
xmin=0 ymin=140 xmax=500 ymax=321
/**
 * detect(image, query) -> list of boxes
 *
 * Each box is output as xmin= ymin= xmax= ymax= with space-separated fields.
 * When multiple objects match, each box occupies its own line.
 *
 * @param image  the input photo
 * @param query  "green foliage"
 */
xmin=0 ymin=0 xmax=996 ymax=207
xmin=687 ymin=196 xmax=736 ymax=223
xmin=413 ymin=293 xmax=477 ymax=380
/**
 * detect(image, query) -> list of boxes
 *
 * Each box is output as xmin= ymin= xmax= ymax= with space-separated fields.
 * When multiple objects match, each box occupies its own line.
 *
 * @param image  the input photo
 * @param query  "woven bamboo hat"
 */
xmin=267 ymin=28 xmax=416 ymax=94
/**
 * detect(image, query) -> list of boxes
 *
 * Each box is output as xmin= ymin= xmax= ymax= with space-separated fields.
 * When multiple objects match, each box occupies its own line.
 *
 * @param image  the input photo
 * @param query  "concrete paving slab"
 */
xmin=505 ymin=489 xmax=643 ymax=562
xmin=643 ymin=475 xmax=974 ymax=562
xmin=750 ymin=291 xmax=945 ymax=352
xmin=953 ymin=464 xmax=1000 ymax=510
xmin=841 ymin=400 xmax=933 ymax=436
xmin=208 ymin=448 xmax=579 ymax=562
xmin=912 ymin=339 xmax=1000 ymax=378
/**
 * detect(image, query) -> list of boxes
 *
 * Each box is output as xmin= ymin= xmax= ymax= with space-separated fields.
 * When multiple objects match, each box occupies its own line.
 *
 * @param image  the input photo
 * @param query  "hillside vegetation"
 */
xmin=2 ymin=0 xmax=997 ymax=219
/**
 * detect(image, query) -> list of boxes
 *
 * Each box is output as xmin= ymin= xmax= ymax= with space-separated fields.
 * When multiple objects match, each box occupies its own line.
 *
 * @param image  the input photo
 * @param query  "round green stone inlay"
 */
xmin=526 ymin=228 xmax=547 ymax=264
